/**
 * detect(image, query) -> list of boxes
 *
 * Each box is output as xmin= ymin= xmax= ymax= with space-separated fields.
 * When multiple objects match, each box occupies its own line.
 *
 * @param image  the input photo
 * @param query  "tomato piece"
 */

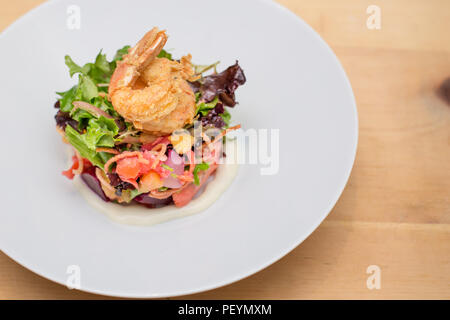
xmin=154 ymin=164 xmax=172 ymax=179
xmin=172 ymin=163 xmax=218 ymax=207
xmin=62 ymin=156 xmax=79 ymax=180
xmin=82 ymin=158 xmax=93 ymax=170
xmin=139 ymin=171 xmax=164 ymax=193
xmin=116 ymin=157 xmax=141 ymax=181
xmin=62 ymin=168 xmax=75 ymax=180
xmin=139 ymin=151 xmax=155 ymax=175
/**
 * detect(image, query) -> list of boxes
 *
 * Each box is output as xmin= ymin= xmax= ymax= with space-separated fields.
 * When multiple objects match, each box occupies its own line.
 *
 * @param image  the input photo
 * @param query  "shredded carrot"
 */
xmin=201 ymin=125 xmax=241 ymax=159
xmin=95 ymin=168 xmax=116 ymax=195
xmin=149 ymin=183 xmax=189 ymax=199
xmin=148 ymin=189 xmax=177 ymax=199
xmin=96 ymin=147 xmax=120 ymax=155
xmin=212 ymin=124 xmax=241 ymax=144
xmin=141 ymin=136 xmax=170 ymax=151
xmin=178 ymin=171 xmax=194 ymax=183
xmin=142 ymin=143 xmax=168 ymax=170
xmin=152 ymin=143 xmax=167 ymax=167
xmin=104 ymin=151 xmax=149 ymax=173
xmin=202 ymin=132 xmax=212 ymax=145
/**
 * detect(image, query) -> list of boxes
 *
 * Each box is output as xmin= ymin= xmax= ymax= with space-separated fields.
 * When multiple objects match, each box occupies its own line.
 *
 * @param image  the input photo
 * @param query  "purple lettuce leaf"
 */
xmin=192 ymin=61 xmax=246 ymax=107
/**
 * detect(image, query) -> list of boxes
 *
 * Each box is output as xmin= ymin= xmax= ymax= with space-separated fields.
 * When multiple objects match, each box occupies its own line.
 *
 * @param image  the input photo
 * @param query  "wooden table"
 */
xmin=1 ymin=0 xmax=449 ymax=299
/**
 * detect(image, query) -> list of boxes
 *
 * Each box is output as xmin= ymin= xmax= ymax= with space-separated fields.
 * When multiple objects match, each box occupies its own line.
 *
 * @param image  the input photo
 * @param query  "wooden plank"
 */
xmin=0 ymin=221 xmax=448 ymax=299
xmin=0 ymin=0 xmax=43 ymax=31
xmin=0 ymin=0 xmax=449 ymax=299
xmin=277 ymin=0 xmax=450 ymax=53
xmin=330 ymin=47 xmax=450 ymax=224
xmin=181 ymin=221 xmax=450 ymax=299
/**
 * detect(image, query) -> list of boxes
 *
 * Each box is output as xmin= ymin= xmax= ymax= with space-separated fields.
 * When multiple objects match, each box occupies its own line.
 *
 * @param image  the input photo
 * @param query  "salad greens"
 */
xmin=57 ymin=47 xmax=129 ymax=112
xmin=55 ymin=40 xmax=246 ymax=207
xmin=157 ymin=49 xmax=173 ymax=60
xmin=57 ymin=46 xmax=130 ymax=168
xmin=220 ymin=110 xmax=231 ymax=127
xmin=65 ymin=126 xmax=107 ymax=168
xmin=195 ymin=97 xmax=219 ymax=116
xmin=192 ymin=61 xmax=246 ymax=129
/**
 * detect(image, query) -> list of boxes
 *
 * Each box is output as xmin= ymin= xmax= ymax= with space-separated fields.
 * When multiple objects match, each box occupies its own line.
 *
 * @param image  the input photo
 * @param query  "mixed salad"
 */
xmin=55 ymin=28 xmax=246 ymax=208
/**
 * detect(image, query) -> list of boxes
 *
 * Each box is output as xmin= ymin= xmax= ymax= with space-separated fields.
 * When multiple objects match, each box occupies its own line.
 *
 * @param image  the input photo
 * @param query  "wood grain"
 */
xmin=1 ymin=0 xmax=449 ymax=299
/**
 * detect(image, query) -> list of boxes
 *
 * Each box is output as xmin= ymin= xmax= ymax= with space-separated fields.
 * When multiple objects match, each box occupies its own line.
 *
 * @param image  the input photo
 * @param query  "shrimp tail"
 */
xmin=108 ymin=27 xmax=195 ymax=136
xmin=109 ymin=28 xmax=167 ymax=96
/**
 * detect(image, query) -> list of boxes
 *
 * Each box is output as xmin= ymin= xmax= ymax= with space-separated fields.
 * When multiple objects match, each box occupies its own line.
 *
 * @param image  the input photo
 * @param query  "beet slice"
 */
xmin=81 ymin=166 xmax=110 ymax=202
xmin=81 ymin=165 xmax=173 ymax=208
xmin=134 ymin=194 xmax=173 ymax=208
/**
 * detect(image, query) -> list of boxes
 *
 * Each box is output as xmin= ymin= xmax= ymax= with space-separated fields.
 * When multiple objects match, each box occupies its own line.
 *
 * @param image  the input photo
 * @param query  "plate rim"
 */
xmin=0 ymin=0 xmax=358 ymax=298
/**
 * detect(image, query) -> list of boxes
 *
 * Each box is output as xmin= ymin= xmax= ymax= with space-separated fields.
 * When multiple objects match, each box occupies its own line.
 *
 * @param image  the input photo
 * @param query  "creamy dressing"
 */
xmin=72 ymin=139 xmax=239 ymax=226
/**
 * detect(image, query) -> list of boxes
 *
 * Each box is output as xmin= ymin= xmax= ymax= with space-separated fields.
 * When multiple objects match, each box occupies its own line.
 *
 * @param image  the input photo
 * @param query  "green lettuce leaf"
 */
xmin=195 ymin=97 xmax=219 ymax=116
xmin=56 ymin=73 xmax=98 ymax=113
xmin=64 ymin=55 xmax=90 ymax=77
xmin=65 ymin=126 xmax=105 ymax=168
xmin=220 ymin=110 xmax=231 ymax=127
xmin=193 ymin=163 xmax=210 ymax=185
xmin=94 ymin=51 xmax=111 ymax=74
xmin=91 ymin=96 xmax=119 ymax=117
xmin=86 ymin=52 xmax=112 ymax=83
xmin=157 ymin=49 xmax=173 ymax=60
xmin=71 ymin=109 xmax=94 ymax=129
xmin=130 ymin=189 xmax=145 ymax=200
xmin=113 ymin=45 xmax=130 ymax=62
xmin=97 ymin=151 xmax=114 ymax=164
xmin=56 ymin=86 xmax=79 ymax=112
xmin=83 ymin=116 xmax=119 ymax=150
xmin=79 ymin=75 xmax=98 ymax=100
xmin=65 ymin=116 xmax=119 ymax=168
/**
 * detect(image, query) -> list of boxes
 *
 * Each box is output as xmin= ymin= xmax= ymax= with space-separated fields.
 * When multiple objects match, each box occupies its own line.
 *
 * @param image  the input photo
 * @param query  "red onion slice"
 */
xmin=162 ymin=150 xmax=184 ymax=188
xmin=72 ymin=101 xmax=113 ymax=119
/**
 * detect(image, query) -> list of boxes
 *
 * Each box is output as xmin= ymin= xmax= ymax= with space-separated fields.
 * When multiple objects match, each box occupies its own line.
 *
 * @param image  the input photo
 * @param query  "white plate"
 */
xmin=0 ymin=0 xmax=357 ymax=298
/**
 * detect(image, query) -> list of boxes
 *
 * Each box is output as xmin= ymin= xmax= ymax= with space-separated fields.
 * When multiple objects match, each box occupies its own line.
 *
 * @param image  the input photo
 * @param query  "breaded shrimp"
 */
xmin=109 ymin=28 xmax=195 ymax=135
